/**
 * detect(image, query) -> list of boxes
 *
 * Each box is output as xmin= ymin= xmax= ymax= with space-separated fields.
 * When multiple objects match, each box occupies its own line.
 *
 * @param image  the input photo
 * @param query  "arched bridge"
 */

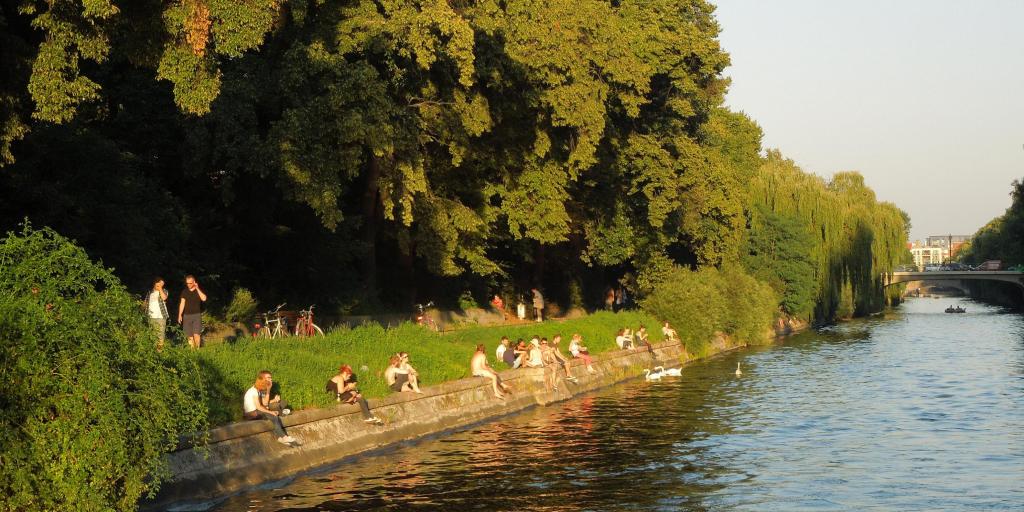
xmin=884 ymin=271 xmax=1024 ymax=289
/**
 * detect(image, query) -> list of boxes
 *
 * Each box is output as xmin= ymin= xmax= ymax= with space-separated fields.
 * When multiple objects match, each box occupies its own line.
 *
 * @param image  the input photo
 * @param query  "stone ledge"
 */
xmin=151 ymin=340 xmax=699 ymax=509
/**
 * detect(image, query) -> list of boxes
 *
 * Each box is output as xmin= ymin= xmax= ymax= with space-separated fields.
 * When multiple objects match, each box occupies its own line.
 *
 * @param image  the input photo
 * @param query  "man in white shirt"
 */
xmin=496 ymin=336 xmax=509 ymax=362
xmin=243 ymin=370 xmax=296 ymax=445
xmin=146 ymin=277 xmax=169 ymax=350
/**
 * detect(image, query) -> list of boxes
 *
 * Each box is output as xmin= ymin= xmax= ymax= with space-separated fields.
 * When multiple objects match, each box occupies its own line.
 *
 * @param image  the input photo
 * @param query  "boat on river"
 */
xmin=944 ymin=306 xmax=966 ymax=314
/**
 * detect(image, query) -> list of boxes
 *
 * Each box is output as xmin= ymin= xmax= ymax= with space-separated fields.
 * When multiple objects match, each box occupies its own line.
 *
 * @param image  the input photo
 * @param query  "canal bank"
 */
xmin=150 ymin=318 xmax=806 ymax=510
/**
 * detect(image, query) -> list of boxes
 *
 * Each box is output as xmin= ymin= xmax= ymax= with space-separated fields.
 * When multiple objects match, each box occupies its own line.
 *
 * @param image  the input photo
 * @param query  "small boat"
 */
xmin=944 ymin=306 xmax=966 ymax=314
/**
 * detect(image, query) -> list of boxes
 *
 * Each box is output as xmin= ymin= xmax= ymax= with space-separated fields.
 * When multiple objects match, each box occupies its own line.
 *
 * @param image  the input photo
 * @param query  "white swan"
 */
xmin=735 ymin=362 xmax=742 ymax=377
xmin=643 ymin=368 xmax=663 ymax=381
xmin=653 ymin=365 xmax=682 ymax=377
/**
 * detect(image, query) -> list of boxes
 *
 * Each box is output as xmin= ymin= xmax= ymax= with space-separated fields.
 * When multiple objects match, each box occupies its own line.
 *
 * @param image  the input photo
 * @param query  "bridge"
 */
xmin=884 ymin=271 xmax=1024 ymax=289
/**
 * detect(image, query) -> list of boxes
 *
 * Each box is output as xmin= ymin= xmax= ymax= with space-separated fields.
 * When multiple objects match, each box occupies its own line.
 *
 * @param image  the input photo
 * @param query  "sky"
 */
xmin=713 ymin=0 xmax=1024 ymax=242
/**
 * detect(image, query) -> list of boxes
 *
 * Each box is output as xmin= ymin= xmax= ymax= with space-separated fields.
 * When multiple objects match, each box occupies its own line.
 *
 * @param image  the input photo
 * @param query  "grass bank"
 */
xmin=196 ymin=310 xmax=664 ymax=425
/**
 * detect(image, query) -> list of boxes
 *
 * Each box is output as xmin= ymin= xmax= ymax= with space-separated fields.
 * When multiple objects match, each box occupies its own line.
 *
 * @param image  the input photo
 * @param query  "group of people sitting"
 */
xmin=245 ymin=322 xmax=683 ymax=445
xmin=243 ymin=352 xmax=429 ymax=445
xmin=468 ymin=333 xmax=599 ymax=399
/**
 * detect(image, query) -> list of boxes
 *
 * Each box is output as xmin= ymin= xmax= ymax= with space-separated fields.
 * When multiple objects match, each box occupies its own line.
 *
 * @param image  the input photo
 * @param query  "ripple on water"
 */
xmin=205 ymin=299 xmax=1024 ymax=512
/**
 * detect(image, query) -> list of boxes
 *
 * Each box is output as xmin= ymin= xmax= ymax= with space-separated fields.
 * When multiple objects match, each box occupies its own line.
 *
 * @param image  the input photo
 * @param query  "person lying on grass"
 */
xmin=243 ymin=370 xmax=297 ymax=445
xmin=385 ymin=353 xmax=423 ymax=394
xmin=326 ymin=364 xmax=382 ymax=424
xmin=471 ymin=344 xmax=512 ymax=399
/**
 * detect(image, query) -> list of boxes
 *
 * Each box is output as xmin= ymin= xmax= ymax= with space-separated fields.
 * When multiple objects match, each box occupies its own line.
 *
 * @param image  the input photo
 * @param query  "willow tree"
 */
xmin=746 ymin=150 xmax=909 ymax=321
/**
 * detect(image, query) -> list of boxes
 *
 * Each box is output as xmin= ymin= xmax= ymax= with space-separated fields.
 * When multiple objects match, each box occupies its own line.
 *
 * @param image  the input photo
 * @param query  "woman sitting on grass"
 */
xmin=385 ymin=353 xmax=423 ymax=394
xmin=471 ymin=344 xmax=512 ymax=399
xmin=326 ymin=364 xmax=382 ymax=424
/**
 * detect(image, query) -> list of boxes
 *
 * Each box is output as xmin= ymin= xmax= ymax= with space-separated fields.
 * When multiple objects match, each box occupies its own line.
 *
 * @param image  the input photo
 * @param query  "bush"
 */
xmin=0 ymin=225 xmax=208 ymax=512
xmin=641 ymin=264 xmax=778 ymax=356
xmin=224 ymin=287 xmax=258 ymax=323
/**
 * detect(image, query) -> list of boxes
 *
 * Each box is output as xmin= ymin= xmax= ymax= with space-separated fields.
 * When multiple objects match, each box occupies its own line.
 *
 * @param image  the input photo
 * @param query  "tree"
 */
xmin=742 ymin=204 xmax=817 ymax=318
xmin=0 ymin=224 xmax=207 ymax=511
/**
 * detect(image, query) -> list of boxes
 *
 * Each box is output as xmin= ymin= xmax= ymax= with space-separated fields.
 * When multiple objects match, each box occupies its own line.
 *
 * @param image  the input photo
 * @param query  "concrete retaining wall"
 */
xmin=153 ymin=338 xmax=729 ymax=508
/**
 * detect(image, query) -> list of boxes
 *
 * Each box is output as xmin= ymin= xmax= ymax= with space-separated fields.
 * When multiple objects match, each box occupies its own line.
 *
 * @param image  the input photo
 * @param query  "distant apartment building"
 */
xmin=911 ymin=244 xmax=947 ymax=268
xmin=909 ymin=234 xmax=972 ymax=268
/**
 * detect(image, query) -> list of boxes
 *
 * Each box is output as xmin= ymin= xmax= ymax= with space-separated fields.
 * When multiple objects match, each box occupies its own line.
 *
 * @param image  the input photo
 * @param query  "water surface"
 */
xmin=209 ymin=298 xmax=1024 ymax=511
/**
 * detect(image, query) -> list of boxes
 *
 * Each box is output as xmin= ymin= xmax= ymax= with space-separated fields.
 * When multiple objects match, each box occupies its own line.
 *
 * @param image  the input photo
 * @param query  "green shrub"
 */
xmin=641 ymin=264 xmax=778 ymax=355
xmin=224 ymin=287 xmax=258 ymax=323
xmin=457 ymin=290 xmax=479 ymax=311
xmin=0 ymin=225 xmax=208 ymax=512
xmin=195 ymin=310 xmax=663 ymax=425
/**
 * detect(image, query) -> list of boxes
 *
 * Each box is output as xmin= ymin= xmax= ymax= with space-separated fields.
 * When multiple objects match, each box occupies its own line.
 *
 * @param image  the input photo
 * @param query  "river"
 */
xmin=208 ymin=297 xmax=1024 ymax=511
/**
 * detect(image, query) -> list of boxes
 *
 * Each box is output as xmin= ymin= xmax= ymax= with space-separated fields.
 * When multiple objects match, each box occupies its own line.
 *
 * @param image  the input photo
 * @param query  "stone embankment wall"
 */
xmin=153 ymin=324 xmax=803 ymax=509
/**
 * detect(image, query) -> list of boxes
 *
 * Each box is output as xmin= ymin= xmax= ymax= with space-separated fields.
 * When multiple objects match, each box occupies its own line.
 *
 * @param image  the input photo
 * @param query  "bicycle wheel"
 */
xmin=257 ymin=326 xmax=271 ymax=339
xmin=310 ymin=323 xmax=324 ymax=337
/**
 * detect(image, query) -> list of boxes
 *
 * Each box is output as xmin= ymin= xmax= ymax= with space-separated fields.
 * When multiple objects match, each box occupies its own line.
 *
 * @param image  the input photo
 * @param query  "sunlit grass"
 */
xmin=196 ymin=310 xmax=664 ymax=425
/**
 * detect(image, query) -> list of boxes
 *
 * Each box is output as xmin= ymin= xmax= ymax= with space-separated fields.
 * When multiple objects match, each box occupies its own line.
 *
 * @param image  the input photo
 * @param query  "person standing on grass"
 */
xmin=471 ymin=344 xmax=511 ymax=399
xmin=243 ymin=370 xmax=296 ymax=445
xmin=531 ymin=288 xmax=544 ymax=322
xmin=146 ymin=277 xmax=169 ymax=350
xmin=177 ymin=275 xmax=207 ymax=349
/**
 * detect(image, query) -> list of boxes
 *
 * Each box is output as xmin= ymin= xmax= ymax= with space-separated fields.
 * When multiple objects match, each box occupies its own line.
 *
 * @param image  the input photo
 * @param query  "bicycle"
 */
xmin=414 ymin=301 xmax=439 ymax=332
xmin=255 ymin=303 xmax=289 ymax=339
xmin=293 ymin=304 xmax=325 ymax=337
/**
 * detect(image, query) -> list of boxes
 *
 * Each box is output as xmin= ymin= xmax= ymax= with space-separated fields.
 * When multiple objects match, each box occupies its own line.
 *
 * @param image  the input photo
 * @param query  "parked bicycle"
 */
xmin=414 ymin=301 xmax=439 ymax=332
xmin=255 ymin=303 xmax=289 ymax=339
xmin=293 ymin=304 xmax=325 ymax=337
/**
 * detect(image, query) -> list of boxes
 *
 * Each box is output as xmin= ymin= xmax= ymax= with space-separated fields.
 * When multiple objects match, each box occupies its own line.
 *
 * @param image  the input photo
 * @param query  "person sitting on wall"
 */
xmin=243 ymin=370 xmax=296 ymax=445
xmin=496 ymin=336 xmax=509 ymax=363
xmin=635 ymin=325 xmax=653 ymax=353
xmin=471 ymin=344 xmax=512 ymax=399
xmin=397 ymin=351 xmax=423 ymax=392
xmin=326 ymin=364 xmax=382 ymax=424
xmin=502 ymin=338 xmax=520 ymax=368
xmin=569 ymin=333 xmax=597 ymax=373
xmin=615 ymin=328 xmax=633 ymax=350
xmin=385 ymin=352 xmax=423 ymax=394
xmin=525 ymin=337 xmax=545 ymax=368
xmin=511 ymin=338 xmax=529 ymax=368
xmin=549 ymin=335 xmax=579 ymax=382
xmin=661 ymin=321 xmax=679 ymax=342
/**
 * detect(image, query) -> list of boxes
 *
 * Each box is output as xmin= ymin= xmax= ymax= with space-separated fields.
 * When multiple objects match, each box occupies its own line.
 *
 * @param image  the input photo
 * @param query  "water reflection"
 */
xmin=210 ymin=297 xmax=1024 ymax=511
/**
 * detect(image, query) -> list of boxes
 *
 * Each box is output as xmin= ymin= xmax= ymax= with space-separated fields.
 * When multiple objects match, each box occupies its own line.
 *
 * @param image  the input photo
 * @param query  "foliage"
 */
xmin=959 ymin=179 xmax=1024 ymax=268
xmin=640 ymin=265 xmax=777 ymax=356
xmin=224 ymin=287 xmax=258 ymax=323
xmin=1 ymin=0 xmax=761 ymax=315
xmin=0 ymin=225 xmax=208 ymax=512
xmin=196 ymin=310 xmax=663 ymax=426
xmin=742 ymin=204 xmax=818 ymax=318
xmin=743 ymin=151 xmax=909 ymax=322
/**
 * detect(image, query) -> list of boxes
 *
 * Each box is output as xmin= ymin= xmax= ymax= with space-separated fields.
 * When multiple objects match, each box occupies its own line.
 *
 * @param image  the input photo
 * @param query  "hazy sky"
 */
xmin=714 ymin=0 xmax=1024 ymax=242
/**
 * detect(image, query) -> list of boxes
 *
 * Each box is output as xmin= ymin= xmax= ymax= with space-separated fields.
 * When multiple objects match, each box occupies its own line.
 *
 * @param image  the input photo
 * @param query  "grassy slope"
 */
xmin=196 ymin=310 xmax=664 ymax=425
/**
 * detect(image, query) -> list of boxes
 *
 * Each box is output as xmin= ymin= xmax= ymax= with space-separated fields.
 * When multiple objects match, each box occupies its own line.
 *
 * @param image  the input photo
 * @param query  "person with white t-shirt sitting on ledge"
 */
xmin=243 ymin=370 xmax=296 ymax=445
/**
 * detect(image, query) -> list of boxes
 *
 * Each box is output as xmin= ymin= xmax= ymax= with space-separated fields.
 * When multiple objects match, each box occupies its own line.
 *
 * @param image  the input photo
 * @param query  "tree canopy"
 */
xmin=1 ymin=0 xmax=908 ymax=319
